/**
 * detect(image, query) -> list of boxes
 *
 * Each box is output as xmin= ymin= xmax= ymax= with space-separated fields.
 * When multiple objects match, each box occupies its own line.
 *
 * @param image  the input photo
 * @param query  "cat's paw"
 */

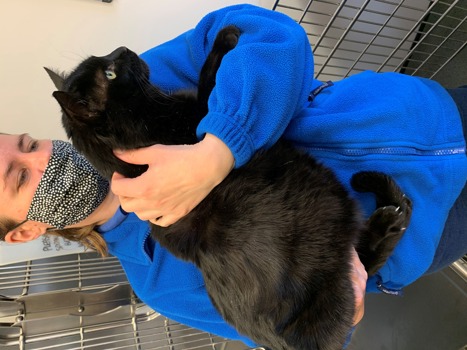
xmin=372 ymin=202 xmax=410 ymax=235
xmin=369 ymin=192 xmax=412 ymax=246
xmin=214 ymin=25 xmax=240 ymax=52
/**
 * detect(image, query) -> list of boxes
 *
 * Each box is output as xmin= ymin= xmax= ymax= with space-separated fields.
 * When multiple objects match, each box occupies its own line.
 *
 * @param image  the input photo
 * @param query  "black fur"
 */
xmin=48 ymin=26 xmax=412 ymax=349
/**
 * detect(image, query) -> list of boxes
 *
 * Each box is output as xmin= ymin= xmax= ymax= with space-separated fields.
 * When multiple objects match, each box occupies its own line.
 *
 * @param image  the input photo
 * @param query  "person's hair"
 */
xmin=0 ymin=217 xmax=108 ymax=257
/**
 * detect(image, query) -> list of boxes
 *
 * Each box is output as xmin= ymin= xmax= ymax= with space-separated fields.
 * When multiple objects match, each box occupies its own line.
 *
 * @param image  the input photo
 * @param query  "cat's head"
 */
xmin=46 ymin=47 xmax=151 ymax=178
xmin=48 ymin=46 xmax=150 ymax=134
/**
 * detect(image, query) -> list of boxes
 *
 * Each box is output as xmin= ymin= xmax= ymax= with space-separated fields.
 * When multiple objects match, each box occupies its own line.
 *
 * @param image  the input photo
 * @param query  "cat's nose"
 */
xmin=108 ymin=46 xmax=128 ymax=60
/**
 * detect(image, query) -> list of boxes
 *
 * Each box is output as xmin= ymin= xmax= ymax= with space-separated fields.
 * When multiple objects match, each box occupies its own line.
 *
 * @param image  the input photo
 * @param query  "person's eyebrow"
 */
xmin=2 ymin=163 xmax=13 ymax=192
xmin=18 ymin=133 xmax=27 ymax=151
xmin=2 ymin=134 xmax=27 ymax=192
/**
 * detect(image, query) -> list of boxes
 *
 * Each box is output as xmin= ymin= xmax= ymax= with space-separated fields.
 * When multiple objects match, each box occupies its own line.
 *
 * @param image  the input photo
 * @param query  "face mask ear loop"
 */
xmin=7 ymin=219 xmax=58 ymax=234
xmin=7 ymin=219 xmax=28 ymax=233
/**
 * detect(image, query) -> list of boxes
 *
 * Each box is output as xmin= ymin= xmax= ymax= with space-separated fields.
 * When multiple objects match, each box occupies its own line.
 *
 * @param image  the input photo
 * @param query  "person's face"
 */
xmin=0 ymin=134 xmax=52 ymax=223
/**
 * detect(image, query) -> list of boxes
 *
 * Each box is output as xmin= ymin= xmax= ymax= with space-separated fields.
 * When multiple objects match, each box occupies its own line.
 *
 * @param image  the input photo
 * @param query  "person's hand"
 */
xmin=111 ymin=134 xmax=234 ymax=227
xmin=350 ymin=248 xmax=368 ymax=326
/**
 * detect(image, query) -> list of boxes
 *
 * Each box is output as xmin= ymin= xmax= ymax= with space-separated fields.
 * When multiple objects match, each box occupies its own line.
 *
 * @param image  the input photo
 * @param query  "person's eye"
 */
xmin=28 ymin=140 xmax=39 ymax=152
xmin=17 ymin=169 xmax=29 ymax=190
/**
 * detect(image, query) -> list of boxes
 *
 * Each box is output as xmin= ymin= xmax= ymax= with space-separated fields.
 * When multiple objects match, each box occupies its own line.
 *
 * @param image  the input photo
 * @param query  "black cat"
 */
xmin=47 ymin=26 xmax=411 ymax=350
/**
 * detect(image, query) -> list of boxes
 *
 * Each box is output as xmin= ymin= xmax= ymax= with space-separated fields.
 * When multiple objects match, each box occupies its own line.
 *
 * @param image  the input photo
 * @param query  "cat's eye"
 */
xmin=105 ymin=70 xmax=117 ymax=80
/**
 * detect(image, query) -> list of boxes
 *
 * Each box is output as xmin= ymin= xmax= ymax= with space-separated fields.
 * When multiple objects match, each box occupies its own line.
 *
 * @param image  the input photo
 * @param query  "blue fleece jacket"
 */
xmin=99 ymin=3 xmax=466 ymax=345
xmin=139 ymin=4 xmax=467 ymax=293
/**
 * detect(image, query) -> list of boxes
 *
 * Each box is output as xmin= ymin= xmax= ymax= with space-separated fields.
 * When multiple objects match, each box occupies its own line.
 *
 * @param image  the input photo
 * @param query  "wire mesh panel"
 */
xmin=17 ymin=309 xmax=250 ymax=350
xmin=0 ymin=253 xmax=127 ymax=297
xmin=272 ymin=0 xmax=466 ymax=81
xmin=0 ymin=252 xmax=258 ymax=350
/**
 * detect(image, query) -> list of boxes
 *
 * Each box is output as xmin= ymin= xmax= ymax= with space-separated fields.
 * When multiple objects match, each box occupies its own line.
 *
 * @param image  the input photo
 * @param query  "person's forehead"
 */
xmin=0 ymin=134 xmax=18 ymax=189
xmin=0 ymin=135 xmax=18 ymax=213
xmin=0 ymin=133 xmax=16 ymax=144
xmin=0 ymin=133 xmax=50 ymax=222
xmin=0 ymin=134 xmax=25 ymax=166
xmin=0 ymin=134 xmax=18 ymax=165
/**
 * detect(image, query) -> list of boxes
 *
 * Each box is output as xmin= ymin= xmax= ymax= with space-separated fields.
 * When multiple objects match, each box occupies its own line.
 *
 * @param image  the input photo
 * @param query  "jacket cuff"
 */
xmin=197 ymin=112 xmax=255 ymax=168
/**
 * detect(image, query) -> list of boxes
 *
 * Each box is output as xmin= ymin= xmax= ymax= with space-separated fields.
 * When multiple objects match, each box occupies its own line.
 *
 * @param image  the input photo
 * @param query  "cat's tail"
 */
xmin=350 ymin=171 xmax=413 ymax=275
xmin=351 ymin=171 xmax=410 ymax=208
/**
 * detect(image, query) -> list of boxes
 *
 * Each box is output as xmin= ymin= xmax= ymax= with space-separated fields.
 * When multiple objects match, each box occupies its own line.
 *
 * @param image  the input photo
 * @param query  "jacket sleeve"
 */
xmin=139 ymin=4 xmax=314 ymax=167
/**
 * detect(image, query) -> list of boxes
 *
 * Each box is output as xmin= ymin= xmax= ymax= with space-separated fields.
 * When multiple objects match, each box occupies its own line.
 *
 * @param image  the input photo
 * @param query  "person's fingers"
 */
xmin=111 ymin=171 xmax=126 ymax=181
xmin=111 ymin=170 xmax=155 ymax=198
xmin=118 ymin=196 xmax=163 ymax=221
xmin=351 ymin=249 xmax=368 ymax=326
xmin=111 ymin=172 xmax=129 ymax=196
xmin=353 ymin=301 xmax=365 ymax=326
xmin=110 ymin=139 xmax=232 ymax=227
xmin=135 ymin=210 xmax=163 ymax=222
xmin=113 ymin=145 xmax=164 ymax=164
xmin=352 ymin=275 xmax=366 ymax=326
xmin=149 ymin=215 xmax=177 ymax=227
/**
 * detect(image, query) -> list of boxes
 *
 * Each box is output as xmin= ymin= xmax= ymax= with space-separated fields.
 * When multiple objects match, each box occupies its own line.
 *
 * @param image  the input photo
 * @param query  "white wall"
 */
xmin=0 ymin=0 xmax=272 ymax=140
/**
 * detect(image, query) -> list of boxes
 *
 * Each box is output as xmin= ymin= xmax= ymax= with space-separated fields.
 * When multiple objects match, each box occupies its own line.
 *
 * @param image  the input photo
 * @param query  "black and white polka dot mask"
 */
xmin=26 ymin=140 xmax=110 ymax=229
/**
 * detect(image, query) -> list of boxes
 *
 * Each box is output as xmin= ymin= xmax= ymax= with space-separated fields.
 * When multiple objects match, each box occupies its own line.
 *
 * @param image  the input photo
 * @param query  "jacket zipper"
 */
xmin=142 ymin=230 xmax=153 ymax=263
xmin=301 ymin=145 xmax=466 ymax=157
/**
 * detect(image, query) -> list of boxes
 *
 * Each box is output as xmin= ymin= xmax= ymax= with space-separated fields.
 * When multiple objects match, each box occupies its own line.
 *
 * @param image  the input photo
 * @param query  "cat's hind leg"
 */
xmin=197 ymin=25 xmax=241 ymax=116
xmin=351 ymin=171 xmax=412 ymax=275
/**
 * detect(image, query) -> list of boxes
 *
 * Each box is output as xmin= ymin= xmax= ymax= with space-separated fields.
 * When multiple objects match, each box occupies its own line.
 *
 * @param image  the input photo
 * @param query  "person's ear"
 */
xmin=4 ymin=222 xmax=48 ymax=243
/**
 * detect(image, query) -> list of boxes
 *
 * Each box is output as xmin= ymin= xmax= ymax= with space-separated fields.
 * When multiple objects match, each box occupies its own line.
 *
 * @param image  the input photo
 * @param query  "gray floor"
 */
xmin=347 ymin=265 xmax=467 ymax=350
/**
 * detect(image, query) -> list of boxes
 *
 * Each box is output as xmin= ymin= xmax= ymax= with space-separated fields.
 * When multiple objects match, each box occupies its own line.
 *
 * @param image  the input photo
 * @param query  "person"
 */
xmin=0 ymin=133 xmax=247 ymax=347
xmin=0 ymin=3 xmax=465 ymax=347
xmin=0 ymin=133 xmax=365 ymax=347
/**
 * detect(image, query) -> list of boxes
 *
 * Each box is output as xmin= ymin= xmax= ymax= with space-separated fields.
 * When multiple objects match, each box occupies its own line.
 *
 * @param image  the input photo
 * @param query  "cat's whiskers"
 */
xmin=130 ymin=67 xmax=178 ymax=104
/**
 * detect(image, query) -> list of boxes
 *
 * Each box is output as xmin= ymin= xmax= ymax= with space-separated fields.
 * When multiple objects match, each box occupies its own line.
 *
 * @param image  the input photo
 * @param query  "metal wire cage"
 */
xmin=0 ymin=252 xmax=257 ymax=350
xmin=272 ymin=0 xmax=466 ymax=82
xmin=1 ymin=0 xmax=466 ymax=349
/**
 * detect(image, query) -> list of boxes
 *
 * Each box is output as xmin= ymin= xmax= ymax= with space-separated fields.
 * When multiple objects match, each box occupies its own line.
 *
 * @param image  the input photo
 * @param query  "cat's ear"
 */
xmin=44 ymin=67 xmax=65 ymax=90
xmin=52 ymin=91 xmax=91 ymax=120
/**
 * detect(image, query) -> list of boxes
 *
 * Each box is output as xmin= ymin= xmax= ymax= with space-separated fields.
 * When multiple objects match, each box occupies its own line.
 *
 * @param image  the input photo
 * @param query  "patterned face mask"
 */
xmin=25 ymin=140 xmax=110 ymax=229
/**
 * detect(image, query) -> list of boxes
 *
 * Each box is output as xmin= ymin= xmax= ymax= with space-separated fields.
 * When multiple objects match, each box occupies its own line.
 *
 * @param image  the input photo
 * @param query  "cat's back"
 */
xmin=160 ymin=139 xmax=360 ymax=349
